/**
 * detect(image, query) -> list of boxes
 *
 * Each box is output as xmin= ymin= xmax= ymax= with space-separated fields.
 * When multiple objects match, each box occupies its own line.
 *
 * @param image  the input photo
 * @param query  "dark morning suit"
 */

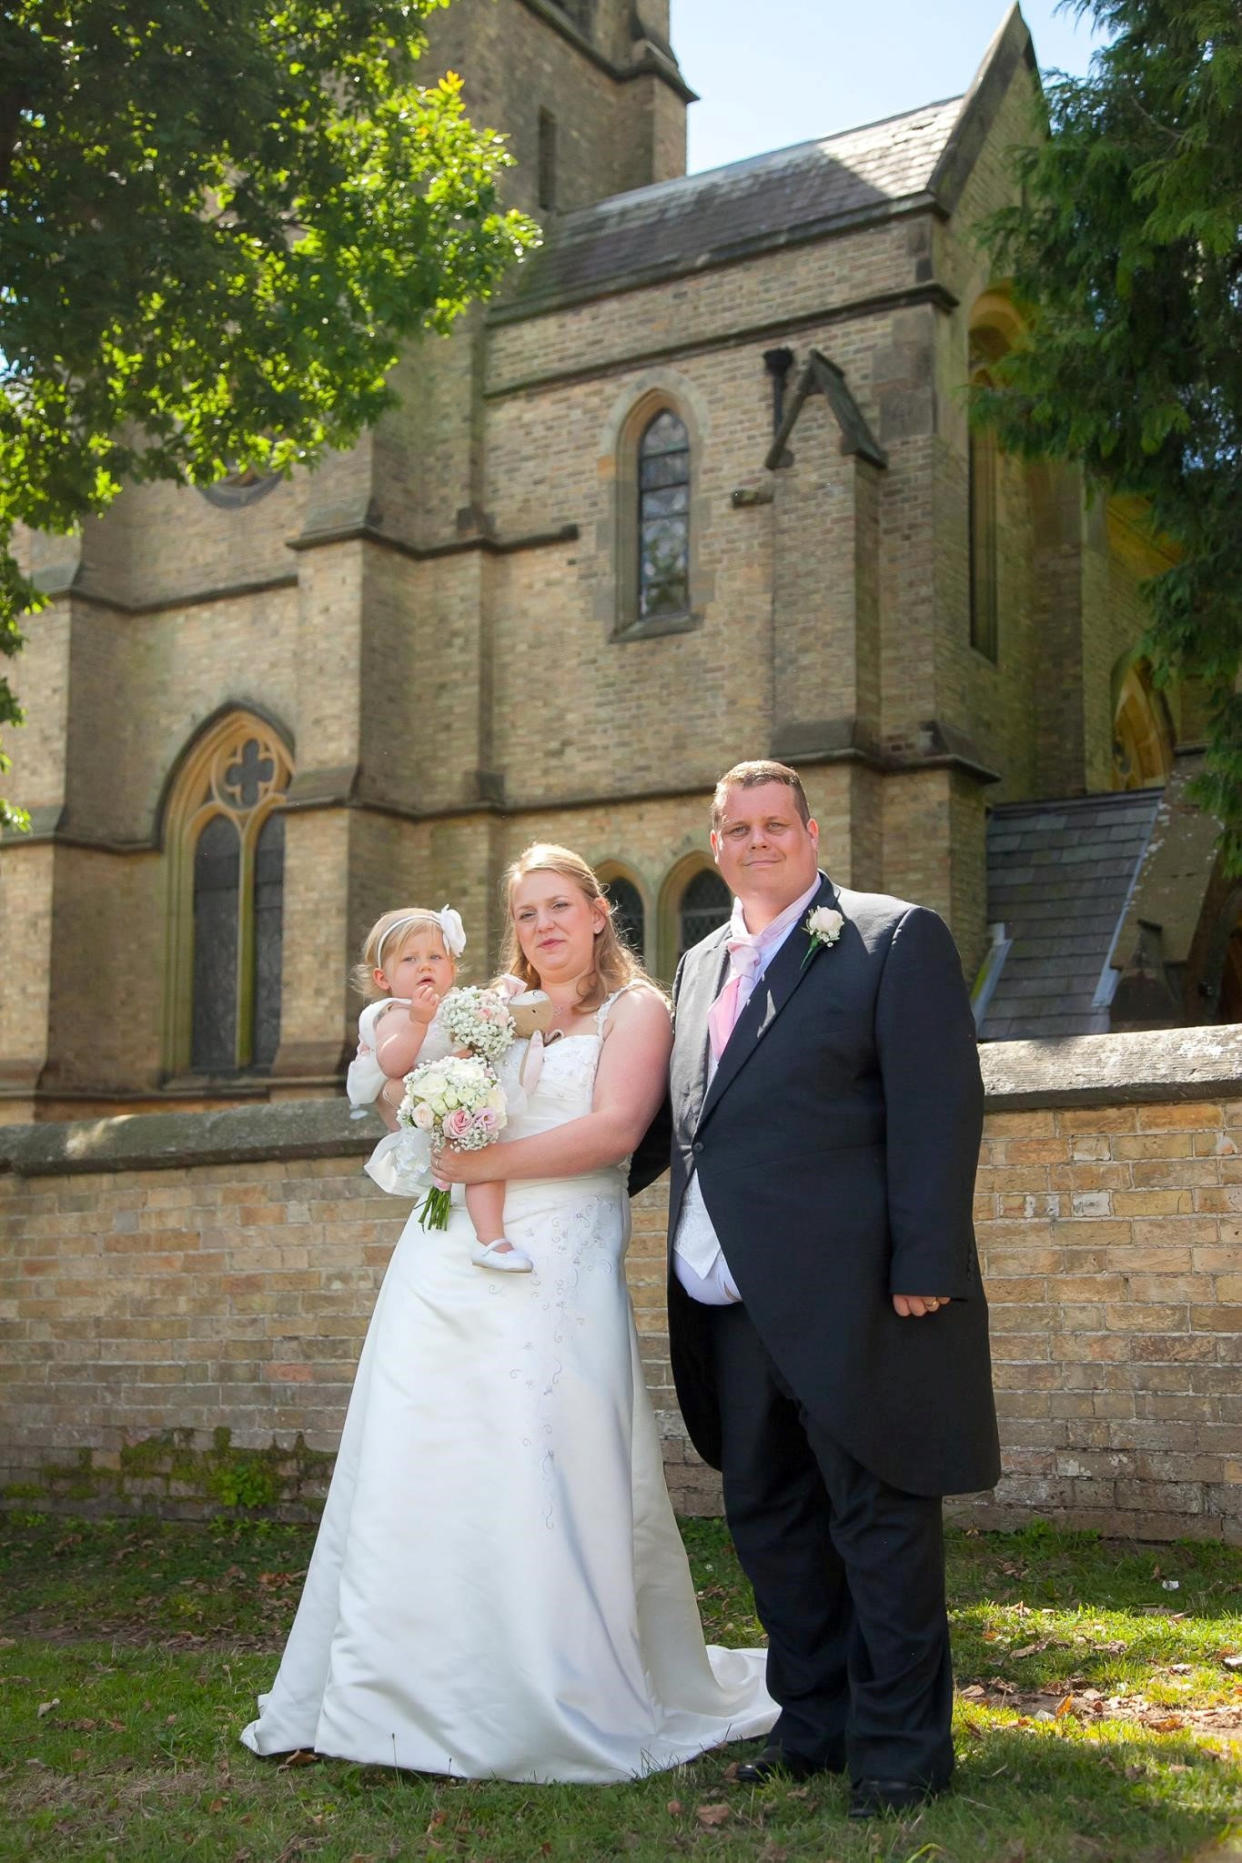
xmin=666 ymin=872 xmax=1000 ymax=1784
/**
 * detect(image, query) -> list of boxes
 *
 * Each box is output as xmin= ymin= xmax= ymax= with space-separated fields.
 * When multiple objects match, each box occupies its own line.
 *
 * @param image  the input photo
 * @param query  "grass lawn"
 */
xmin=1 ymin=1511 xmax=1240 ymax=1862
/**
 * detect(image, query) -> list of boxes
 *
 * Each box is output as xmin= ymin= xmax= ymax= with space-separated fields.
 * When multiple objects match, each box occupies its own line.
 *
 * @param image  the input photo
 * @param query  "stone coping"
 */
xmin=980 ymin=1024 xmax=1242 ymax=1110
xmin=0 ymin=1097 xmax=377 ymax=1179
xmin=4 ymin=1026 xmax=1242 ymax=1177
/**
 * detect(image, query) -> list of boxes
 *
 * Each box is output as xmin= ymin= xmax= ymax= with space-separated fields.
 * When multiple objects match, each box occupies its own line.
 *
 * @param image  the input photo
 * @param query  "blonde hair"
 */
xmin=499 ymin=844 xmax=653 ymax=1015
xmin=352 ymin=908 xmax=456 ymax=1002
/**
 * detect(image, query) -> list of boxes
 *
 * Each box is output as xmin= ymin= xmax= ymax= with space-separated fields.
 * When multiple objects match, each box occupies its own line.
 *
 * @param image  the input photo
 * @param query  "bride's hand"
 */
xmin=431 ymin=1144 xmax=490 ymax=1186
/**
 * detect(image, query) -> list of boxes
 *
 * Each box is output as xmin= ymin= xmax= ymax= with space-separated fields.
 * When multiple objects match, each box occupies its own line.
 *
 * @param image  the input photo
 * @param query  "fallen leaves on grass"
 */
xmin=695 ymin=1802 xmax=731 ymax=1827
xmin=959 ymin=1679 xmax=1242 ymax=1747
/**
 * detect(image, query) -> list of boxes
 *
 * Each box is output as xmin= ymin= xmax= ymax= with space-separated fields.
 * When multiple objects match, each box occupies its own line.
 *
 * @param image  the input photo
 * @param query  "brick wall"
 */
xmin=965 ymin=1030 xmax=1242 ymax=1542
xmin=3 ymin=1029 xmax=1241 ymax=1538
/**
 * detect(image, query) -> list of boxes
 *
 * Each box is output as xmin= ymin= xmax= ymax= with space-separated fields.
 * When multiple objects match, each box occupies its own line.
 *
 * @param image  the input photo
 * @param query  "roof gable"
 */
xmin=494 ymin=7 xmax=1039 ymax=322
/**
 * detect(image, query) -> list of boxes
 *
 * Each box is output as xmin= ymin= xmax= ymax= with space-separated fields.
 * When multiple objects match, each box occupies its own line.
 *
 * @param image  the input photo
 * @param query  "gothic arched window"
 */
xmin=164 ymin=713 xmax=292 ymax=1077
xmin=638 ymin=409 xmax=691 ymax=621
xmin=968 ymin=414 xmax=999 ymax=662
xmin=191 ymin=814 xmax=242 ymax=1072
xmin=1112 ymin=657 xmax=1173 ymax=789
xmin=604 ymin=875 xmax=646 ymax=958
xmin=252 ymin=810 xmax=286 ymax=1068
xmin=678 ymin=869 xmax=731 ymax=956
xmin=967 ymin=307 xmax=1017 ymax=665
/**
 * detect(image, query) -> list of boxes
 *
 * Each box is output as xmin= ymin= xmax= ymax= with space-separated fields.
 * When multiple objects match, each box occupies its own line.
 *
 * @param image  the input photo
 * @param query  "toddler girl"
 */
xmin=348 ymin=906 xmax=533 ymax=1274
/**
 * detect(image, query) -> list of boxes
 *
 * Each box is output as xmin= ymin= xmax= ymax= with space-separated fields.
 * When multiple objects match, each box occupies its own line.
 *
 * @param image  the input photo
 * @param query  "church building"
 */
xmin=1 ymin=0 xmax=1220 ymax=1121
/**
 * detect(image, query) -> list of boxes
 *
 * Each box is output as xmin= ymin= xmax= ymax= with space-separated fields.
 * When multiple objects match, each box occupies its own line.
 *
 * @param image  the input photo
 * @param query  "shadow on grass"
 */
xmin=947 ymin=1719 xmax=1242 ymax=1863
xmin=1 ymin=1639 xmax=1238 ymax=1863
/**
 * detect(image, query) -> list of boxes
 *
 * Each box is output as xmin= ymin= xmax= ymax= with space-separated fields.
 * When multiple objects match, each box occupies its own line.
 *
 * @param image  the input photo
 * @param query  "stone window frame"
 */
xmin=1111 ymin=651 xmax=1174 ymax=790
xmin=657 ymin=853 xmax=731 ymax=979
xmin=967 ymin=404 xmax=1000 ymax=663
xmin=609 ymin=382 xmax=707 ymax=643
xmin=198 ymin=466 xmax=282 ymax=510
xmin=160 ymin=707 xmax=293 ymax=1080
xmin=966 ymin=291 xmax=1025 ymax=668
xmin=596 ymin=860 xmax=650 ymax=967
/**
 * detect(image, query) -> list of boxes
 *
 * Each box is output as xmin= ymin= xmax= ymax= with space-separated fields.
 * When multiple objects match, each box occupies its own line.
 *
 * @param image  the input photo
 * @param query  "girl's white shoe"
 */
xmin=472 ymin=1238 xmax=534 ymax=1274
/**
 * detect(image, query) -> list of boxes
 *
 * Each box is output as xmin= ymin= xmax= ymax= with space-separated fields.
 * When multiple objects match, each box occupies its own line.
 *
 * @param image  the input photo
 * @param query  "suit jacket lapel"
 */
xmin=679 ymin=928 xmax=731 ymax=1120
xmin=697 ymin=874 xmax=839 ymax=1132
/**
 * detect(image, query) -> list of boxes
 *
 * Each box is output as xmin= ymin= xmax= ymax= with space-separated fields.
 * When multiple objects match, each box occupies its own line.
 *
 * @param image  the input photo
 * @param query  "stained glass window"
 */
xmin=678 ymin=869 xmax=731 ymax=956
xmin=252 ymin=811 xmax=285 ymax=1068
xmin=191 ymin=815 xmax=241 ymax=1072
xmin=969 ymin=421 xmax=999 ymax=661
xmin=168 ymin=716 xmax=291 ymax=1078
xmin=638 ymin=409 xmax=690 ymax=621
xmin=605 ymin=877 xmax=645 ymax=958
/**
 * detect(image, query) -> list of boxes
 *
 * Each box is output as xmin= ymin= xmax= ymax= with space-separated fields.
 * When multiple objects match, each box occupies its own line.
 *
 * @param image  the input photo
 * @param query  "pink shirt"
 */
xmin=674 ymin=873 xmax=824 ymax=1306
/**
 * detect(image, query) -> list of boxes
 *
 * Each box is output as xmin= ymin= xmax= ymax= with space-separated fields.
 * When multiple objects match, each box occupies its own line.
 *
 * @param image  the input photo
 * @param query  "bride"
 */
xmin=240 ymin=844 xmax=775 ymax=1782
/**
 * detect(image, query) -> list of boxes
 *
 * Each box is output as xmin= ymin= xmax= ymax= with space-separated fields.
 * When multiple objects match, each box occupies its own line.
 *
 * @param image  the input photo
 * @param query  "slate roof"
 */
xmin=500 ymin=96 xmax=965 ymax=314
xmin=977 ymin=790 xmax=1164 ymax=1041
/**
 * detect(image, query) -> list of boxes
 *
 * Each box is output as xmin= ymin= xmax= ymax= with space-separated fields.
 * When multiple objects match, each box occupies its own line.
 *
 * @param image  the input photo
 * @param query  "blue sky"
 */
xmin=670 ymin=1 xmax=1105 ymax=173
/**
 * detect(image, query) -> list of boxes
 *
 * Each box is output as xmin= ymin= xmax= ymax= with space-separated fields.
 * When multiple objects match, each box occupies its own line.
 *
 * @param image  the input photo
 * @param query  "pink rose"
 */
xmin=442 ymin=1107 xmax=473 ymax=1142
xmin=476 ymin=1106 xmax=501 ymax=1134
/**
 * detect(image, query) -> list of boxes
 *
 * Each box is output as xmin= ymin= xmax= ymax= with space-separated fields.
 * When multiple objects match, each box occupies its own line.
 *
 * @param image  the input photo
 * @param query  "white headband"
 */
xmin=377 ymin=905 xmax=467 ymax=969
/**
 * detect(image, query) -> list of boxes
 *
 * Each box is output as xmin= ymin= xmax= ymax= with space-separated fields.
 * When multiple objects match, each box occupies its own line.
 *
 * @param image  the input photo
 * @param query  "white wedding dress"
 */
xmin=240 ymin=988 xmax=775 ymax=1783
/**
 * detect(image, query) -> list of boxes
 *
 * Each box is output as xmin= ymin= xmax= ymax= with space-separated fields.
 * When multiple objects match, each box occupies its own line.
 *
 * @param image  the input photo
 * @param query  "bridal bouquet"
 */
xmin=438 ymin=986 xmax=516 ymax=1065
xmin=397 ymin=1053 xmax=507 ymax=1230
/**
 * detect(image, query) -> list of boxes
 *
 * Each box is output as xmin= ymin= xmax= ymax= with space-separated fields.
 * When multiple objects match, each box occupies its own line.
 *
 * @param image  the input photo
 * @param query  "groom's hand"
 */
xmin=892 ymin=1294 xmax=950 ymax=1318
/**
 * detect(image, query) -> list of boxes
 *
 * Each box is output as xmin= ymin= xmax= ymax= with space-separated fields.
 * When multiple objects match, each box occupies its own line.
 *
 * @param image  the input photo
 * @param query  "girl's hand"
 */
xmin=407 ymin=980 xmax=440 ymax=1026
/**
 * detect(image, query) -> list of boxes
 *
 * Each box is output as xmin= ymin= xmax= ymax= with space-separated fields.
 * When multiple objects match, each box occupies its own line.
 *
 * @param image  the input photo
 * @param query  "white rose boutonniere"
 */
xmin=800 ymin=904 xmax=845 ymax=972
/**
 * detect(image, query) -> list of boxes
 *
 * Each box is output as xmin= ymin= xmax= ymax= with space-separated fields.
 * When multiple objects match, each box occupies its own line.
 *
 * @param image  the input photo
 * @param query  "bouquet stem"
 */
xmin=419 ymin=1174 xmax=452 ymax=1232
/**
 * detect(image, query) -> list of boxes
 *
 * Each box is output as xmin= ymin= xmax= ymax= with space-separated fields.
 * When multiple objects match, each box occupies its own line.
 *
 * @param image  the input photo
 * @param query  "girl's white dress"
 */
xmin=240 ymin=988 xmax=775 ymax=1783
xmin=344 ymin=997 xmax=451 ymax=1195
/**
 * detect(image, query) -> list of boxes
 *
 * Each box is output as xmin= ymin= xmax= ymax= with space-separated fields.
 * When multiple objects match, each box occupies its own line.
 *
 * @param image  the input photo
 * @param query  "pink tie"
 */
xmin=708 ymin=940 xmax=762 ymax=1061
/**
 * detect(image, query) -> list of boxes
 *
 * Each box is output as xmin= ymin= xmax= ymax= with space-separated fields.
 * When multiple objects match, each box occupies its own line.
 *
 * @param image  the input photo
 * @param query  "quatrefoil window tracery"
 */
xmin=198 ymin=732 xmax=284 ymax=817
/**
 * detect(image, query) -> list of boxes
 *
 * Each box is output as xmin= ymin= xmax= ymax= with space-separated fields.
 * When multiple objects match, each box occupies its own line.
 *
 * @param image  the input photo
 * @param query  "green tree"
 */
xmin=0 ymin=0 xmax=538 ymax=827
xmin=975 ymin=0 xmax=1242 ymax=856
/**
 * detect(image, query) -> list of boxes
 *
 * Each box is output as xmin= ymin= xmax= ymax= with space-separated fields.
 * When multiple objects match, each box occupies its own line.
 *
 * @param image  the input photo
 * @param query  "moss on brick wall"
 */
xmin=3 ymin=1427 xmax=333 ymax=1522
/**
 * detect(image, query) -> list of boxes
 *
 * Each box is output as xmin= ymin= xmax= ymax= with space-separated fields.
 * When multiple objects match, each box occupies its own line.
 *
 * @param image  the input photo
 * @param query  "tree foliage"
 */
xmin=0 ymin=0 xmax=538 ymax=827
xmin=975 ymin=0 xmax=1242 ymax=858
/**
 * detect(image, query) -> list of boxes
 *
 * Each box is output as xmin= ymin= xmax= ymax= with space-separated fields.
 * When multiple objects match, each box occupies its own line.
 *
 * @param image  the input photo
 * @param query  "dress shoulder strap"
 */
xmin=595 ymin=978 xmax=641 ymax=1034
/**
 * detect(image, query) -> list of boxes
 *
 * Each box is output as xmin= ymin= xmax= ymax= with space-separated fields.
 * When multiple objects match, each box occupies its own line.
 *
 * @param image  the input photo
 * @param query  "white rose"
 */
xmin=412 ymin=1102 xmax=434 ymax=1130
xmin=808 ymin=906 xmax=844 ymax=943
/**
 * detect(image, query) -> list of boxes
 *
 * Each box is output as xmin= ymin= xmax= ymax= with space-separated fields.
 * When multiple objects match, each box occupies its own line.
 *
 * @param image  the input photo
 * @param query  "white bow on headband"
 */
xmin=437 ymin=905 xmax=467 ymax=956
xmin=378 ymin=905 xmax=466 ymax=968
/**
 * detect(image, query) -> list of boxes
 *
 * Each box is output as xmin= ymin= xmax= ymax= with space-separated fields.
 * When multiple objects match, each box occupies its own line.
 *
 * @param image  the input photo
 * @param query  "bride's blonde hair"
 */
xmin=499 ymin=844 xmax=653 ymax=1015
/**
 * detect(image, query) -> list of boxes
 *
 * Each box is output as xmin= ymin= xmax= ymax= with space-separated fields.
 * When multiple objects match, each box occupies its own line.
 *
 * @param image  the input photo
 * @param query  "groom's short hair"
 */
xmin=712 ymin=760 xmax=811 ymax=829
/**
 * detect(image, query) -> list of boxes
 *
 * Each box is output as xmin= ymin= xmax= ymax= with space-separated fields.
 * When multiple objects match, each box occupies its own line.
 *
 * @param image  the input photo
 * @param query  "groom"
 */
xmin=666 ymin=759 xmax=999 ymax=1817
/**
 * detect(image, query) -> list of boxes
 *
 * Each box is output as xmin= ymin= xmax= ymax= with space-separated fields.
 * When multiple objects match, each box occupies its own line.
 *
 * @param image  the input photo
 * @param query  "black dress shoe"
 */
xmin=848 ymin=1775 xmax=946 ymax=1819
xmin=735 ymin=1745 xmax=839 ymax=1785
